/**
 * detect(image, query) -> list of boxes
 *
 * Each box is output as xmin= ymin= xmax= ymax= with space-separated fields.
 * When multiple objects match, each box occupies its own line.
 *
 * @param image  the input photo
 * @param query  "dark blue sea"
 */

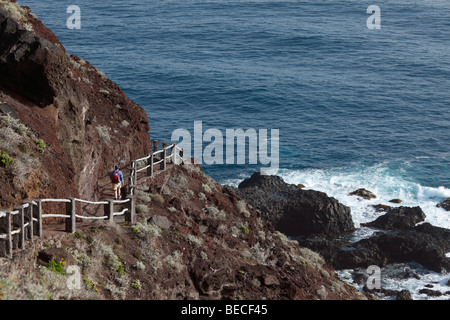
xmin=18 ymin=0 xmax=450 ymax=298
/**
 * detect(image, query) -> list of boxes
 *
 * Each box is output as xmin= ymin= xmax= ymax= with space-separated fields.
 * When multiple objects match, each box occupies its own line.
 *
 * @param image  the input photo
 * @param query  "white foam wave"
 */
xmin=275 ymin=165 xmax=450 ymax=229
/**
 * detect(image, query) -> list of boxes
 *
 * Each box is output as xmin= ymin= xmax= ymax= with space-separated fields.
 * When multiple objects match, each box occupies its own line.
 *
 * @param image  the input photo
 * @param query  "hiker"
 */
xmin=110 ymin=164 xmax=124 ymax=200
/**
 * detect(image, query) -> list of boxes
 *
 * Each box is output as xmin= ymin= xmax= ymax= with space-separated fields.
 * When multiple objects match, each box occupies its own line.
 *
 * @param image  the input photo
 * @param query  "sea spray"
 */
xmin=274 ymin=163 xmax=450 ymax=230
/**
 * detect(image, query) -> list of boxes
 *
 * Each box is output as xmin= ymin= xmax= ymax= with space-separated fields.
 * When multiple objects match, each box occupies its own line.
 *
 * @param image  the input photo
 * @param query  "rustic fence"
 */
xmin=128 ymin=140 xmax=183 ymax=196
xmin=0 ymin=140 xmax=184 ymax=258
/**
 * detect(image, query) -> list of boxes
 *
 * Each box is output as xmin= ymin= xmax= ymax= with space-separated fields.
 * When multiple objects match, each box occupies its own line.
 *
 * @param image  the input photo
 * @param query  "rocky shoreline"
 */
xmin=227 ymin=172 xmax=450 ymax=299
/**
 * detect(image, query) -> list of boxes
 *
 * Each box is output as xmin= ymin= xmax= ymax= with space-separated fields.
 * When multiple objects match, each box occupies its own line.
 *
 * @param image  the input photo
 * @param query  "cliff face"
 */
xmin=227 ymin=172 xmax=355 ymax=237
xmin=0 ymin=0 xmax=151 ymax=207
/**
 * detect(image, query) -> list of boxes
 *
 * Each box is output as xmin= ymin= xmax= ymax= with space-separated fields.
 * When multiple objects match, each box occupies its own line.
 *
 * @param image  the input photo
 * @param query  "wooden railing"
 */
xmin=128 ymin=140 xmax=184 ymax=196
xmin=0 ymin=140 xmax=184 ymax=258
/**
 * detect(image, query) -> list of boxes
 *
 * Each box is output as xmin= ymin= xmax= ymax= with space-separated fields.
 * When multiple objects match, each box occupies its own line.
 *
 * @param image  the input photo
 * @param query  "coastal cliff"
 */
xmin=0 ymin=0 xmax=151 ymax=208
xmin=0 ymin=1 xmax=370 ymax=300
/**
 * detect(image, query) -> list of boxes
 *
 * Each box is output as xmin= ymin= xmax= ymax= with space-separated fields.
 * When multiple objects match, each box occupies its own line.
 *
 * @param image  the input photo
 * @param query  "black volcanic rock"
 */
xmin=349 ymin=188 xmax=377 ymax=200
xmin=299 ymin=223 xmax=450 ymax=273
xmin=361 ymin=206 xmax=426 ymax=230
xmin=228 ymin=172 xmax=355 ymax=237
xmin=437 ymin=198 xmax=450 ymax=211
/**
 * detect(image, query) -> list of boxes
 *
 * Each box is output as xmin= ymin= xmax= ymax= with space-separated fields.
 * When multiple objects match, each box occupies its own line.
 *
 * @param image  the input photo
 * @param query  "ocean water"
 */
xmin=17 ymin=0 xmax=450 ymax=299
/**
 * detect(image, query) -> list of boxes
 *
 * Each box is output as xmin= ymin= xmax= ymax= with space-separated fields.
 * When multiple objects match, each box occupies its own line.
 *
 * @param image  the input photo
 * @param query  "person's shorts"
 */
xmin=112 ymin=183 xmax=122 ymax=191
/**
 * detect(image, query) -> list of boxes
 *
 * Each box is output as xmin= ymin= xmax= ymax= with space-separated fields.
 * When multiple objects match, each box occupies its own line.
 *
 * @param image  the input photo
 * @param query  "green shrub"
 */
xmin=131 ymin=280 xmax=142 ymax=290
xmin=35 ymin=139 xmax=46 ymax=153
xmin=73 ymin=232 xmax=83 ymax=239
xmin=86 ymin=235 xmax=94 ymax=245
xmin=84 ymin=278 xmax=100 ymax=295
xmin=0 ymin=150 xmax=15 ymax=167
xmin=114 ymin=256 xmax=125 ymax=276
xmin=46 ymin=259 xmax=66 ymax=275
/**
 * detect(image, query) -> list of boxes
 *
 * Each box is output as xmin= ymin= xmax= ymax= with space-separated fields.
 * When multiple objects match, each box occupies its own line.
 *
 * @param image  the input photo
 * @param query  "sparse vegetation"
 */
xmin=164 ymin=250 xmax=183 ymax=272
xmin=205 ymin=206 xmax=226 ymax=220
xmin=0 ymin=149 xmax=15 ymax=167
xmin=131 ymin=280 xmax=141 ymax=290
xmin=0 ymin=115 xmax=28 ymax=136
xmin=135 ymin=190 xmax=152 ymax=203
xmin=95 ymin=125 xmax=111 ymax=143
xmin=148 ymin=193 xmax=164 ymax=204
xmin=202 ymin=183 xmax=212 ymax=193
xmin=84 ymin=278 xmax=99 ymax=295
xmin=35 ymin=139 xmax=46 ymax=153
xmin=0 ymin=115 xmax=25 ymax=138
xmin=46 ymin=259 xmax=66 ymax=275
xmin=186 ymin=234 xmax=203 ymax=247
xmin=0 ymin=1 xmax=29 ymax=26
xmin=135 ymin=261 xmax=146 ymax=270
xmin=73 ymin=232 xmax=83 ymax=239
xmin=236 ymin=200 xmax=251 ymax=218
xmin=136 ymin=203 xmax=149 ymax=214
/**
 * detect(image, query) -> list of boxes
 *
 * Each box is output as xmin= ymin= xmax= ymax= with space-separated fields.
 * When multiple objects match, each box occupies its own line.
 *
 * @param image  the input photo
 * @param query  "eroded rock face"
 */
xmin=227 ymin=172 xmax=355 ymax=237
xmin=0 ymin=2 xmax=151 ymax=205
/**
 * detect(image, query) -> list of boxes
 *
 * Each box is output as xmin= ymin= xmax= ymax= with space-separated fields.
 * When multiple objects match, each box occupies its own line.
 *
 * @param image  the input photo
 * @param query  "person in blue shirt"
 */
xmin=110 ymin=164 xmax=124 ymax=200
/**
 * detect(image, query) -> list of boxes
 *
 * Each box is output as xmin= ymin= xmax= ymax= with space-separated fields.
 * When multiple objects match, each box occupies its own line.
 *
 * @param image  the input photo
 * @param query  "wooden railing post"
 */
xmin=133 ymin=161 xmax=137 ymax=192
xmin=152 ymin=140 xmax=159 ymax=153
xmin=125 ymin=195 xmax=135 ymax=224
xmin=130 ymin=161 xmax=136 ymax=195
xmin=24 ymin=201 xmax=33 ymax=241
xmin=161 ymin=142 xmax=168 ymax=170
xmin=13 ymin=205 xmax=25 ymax=250
xmin=147 ymin=153 xmax=153 ymax=177
xmin=65 ymin=197 xmax=76 ymax=234
xmin=33 ymin=199 xmax=42 ymax=238
xmin=104 ymin=199 xmax=114 ymax=223
xmin=0 ymin=211 xmax=12 ymax=258
xmin=171 ymin=143 xmax=176 ymax=164
xmin=149 ymin=153 xmax=154 ymax=177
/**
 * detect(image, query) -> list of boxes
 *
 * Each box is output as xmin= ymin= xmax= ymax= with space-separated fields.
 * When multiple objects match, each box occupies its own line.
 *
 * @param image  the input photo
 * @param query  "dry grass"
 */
xmin=0 ymin=1 xmax=28 ymax=23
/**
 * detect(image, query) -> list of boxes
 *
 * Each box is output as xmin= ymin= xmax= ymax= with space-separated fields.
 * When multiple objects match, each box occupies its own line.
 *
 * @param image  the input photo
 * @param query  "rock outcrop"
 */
xmin=226 ymin=172 xmax=355 ymax=237
xmin=349 ymin=188 xmax=377 ymax=200
xmin=300 ymin=222 xmax=450 ymax=273
xmin=437 ymin=198 xmax=450 ymax=211
xmin=361 ymin=206 xmax=426 ymax=230
xmin=0 ymin=1 xmax=151 ymax=208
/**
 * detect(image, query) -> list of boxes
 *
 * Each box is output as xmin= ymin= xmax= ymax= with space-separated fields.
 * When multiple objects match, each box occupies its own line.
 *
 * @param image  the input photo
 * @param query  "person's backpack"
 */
xmin=112 ymin=170 xmax=120 ymax=183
